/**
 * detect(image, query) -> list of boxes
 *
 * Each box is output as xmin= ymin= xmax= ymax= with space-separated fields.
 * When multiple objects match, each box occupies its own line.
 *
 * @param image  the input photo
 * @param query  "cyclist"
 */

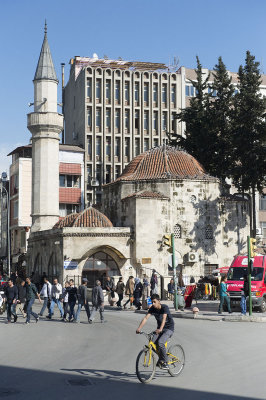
xmin=136 ymin=294 xmax=174 ymax=370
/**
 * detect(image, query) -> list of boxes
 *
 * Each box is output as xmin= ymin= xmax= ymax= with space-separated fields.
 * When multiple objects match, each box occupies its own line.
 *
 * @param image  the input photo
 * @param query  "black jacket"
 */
xmin=243 ymin=280 xmax=249 ymax=297
xmin=5 ymin=285 xmax=18 ymax=304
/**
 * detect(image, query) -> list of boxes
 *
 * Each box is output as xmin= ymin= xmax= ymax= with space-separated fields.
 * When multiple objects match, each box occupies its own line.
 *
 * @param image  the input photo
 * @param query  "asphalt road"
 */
xmin=0 ymin=304 xmax=265 ymax=400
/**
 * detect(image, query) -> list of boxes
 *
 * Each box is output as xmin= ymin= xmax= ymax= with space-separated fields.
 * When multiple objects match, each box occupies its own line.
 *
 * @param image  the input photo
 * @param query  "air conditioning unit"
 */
xmin=256 ymin=228 xmax=262 ymax=235
xmin=188 ymin=252 xmax=199 ymax=262
xmin=90 ymin=179 xmax=99 ymax=187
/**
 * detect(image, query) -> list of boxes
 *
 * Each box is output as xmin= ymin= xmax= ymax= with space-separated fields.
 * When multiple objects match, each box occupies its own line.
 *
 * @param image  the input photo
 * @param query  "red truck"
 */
xmin=227 ymin=255 xmax=266 ymax=312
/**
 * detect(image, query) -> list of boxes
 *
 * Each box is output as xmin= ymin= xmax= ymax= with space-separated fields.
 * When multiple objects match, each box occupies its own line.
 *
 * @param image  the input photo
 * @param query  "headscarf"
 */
xmin=143 ymin=278 xmax=149 ymax=287
xmin=134 ymin=277 xmax=140 ymax=289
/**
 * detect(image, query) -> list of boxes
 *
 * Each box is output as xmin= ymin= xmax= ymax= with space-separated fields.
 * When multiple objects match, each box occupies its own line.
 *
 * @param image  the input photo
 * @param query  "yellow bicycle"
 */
xmin=136 ymin=331 xmax=185 ymax=383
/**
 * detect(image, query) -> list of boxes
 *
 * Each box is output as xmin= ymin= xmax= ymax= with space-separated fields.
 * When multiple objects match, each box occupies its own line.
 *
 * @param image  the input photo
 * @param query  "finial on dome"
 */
xmin=44 ymin=19 xmax=47 ymax=35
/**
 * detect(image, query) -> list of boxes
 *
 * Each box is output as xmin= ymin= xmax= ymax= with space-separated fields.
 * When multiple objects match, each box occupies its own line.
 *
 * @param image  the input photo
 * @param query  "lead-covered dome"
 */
xmin=113 ymin=145 xmax=212 ymax=182
xmin=54 ymin=207 xmax=113 ymax=228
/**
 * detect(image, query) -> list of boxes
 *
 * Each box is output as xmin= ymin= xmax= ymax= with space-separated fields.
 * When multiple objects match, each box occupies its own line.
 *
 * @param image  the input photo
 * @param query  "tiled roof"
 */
xmin=122 ymin=191 xmax=169 ymax=201
xmin=111 ymin=145 xmax=213 ymax=184
xmin=54 ymin=207 xmax=113 ymax=228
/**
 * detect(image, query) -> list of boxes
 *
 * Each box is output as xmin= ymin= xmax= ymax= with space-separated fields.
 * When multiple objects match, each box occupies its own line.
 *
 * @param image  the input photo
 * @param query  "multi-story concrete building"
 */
xmin=0 ymin=178 xmax=9 ymax=273
xmin=7 ymin=144 xmax=84 ymax=267
xmin=64 ymin=56 xmax=182 ymax=205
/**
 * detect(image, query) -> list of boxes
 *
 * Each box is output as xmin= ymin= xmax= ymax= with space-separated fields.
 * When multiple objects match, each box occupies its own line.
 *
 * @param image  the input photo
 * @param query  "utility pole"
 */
xmin=171 ymin=233 xmax=178 ymax=311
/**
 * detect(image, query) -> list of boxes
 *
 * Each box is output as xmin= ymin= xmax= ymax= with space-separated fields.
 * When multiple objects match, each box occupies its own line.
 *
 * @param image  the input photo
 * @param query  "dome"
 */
xmin=113 ymin=145 xmax=212 ymax=182
xmin=54 ymin=207 xmax=113 ymax=228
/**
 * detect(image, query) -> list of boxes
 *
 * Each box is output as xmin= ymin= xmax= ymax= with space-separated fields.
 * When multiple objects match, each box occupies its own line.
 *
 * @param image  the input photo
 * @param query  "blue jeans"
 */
xmin=68 ymin=301 xmax=76 ymax=321
xmin=49 ymin=298 xmax=64 ymax=318
xmin=7 ymin=303 xmax=17 ymax=321
xmin=75 ymin=300 xmax=90 ymax=321
xmin=218 ymin=295 xmax=231 ymax=313
xmin=39 ymin=297 xmax=49 ymax=316
xmin=241 ymin=295 xmax=247 ymax=315
xmin=26 ymin=298 xmax=38 ymax=322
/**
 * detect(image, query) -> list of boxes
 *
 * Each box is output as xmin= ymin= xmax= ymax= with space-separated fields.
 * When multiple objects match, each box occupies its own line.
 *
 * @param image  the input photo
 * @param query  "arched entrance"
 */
xmin=83 ymin=251 xmax=120 ymax=287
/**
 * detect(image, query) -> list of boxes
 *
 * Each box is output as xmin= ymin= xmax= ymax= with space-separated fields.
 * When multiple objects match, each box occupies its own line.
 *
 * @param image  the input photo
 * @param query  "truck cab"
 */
xmin=227 ymin=255 xmax=266 ymax=313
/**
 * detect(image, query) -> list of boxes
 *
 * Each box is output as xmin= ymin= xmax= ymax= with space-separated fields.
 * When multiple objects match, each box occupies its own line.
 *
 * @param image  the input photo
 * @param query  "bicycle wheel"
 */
xmin=136 ymin=349 xmax=156 ymax=383
xmin=167 ymin=344 xmax=185 ymax=377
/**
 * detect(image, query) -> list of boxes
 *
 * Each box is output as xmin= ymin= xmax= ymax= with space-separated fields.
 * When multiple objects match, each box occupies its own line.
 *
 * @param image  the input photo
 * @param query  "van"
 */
xmin=227 ymin=255 xmax=266 ymax=312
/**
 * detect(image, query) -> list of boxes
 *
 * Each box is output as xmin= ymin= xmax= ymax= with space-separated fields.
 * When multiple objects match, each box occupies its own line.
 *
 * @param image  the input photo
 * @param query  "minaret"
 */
xmin=27 ymin=22 xmax=63 ymax=232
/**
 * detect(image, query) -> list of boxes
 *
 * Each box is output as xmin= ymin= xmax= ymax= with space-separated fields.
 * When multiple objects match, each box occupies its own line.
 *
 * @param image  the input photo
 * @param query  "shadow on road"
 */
xmin=0 ymin=365 xmax=259 ymax=400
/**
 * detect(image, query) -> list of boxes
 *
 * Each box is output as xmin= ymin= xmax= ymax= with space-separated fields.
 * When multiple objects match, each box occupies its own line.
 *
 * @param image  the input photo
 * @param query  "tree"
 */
xmin=231 ymin=51 xmax=266 ymax=235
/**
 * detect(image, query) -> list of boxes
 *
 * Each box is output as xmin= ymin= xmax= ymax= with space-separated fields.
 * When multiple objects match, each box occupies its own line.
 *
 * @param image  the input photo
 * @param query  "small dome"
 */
xmin=54 ymin=207 xmax=113 ymax=228
xmin=113 ymin=145 xmax=212 ymax=182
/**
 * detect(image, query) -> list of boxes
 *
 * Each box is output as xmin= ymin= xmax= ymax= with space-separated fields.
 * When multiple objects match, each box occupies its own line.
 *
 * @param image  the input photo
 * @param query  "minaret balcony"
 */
xmin=27 ymin=112 xmax=63 ymax=135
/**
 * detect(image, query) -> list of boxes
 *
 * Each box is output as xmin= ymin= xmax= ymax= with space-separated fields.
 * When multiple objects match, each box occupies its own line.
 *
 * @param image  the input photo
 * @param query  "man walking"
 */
xmin=89 ymin=280 xmax=104 ymax=324
xmin=25 ymin=277 xmax=41 ymax=324
xmin=116 ymin=277 xmax=125 ymax=308
xmin=105 ymin=276 xmax=115 ymax=305
xmin=75 ymin=278 xmax=90 ymax=323
xmin=4 ymin=279 xmax=18 ymax=323
xmin=16 ymin=280 xmax=27 ymax=318
xmin=39 ymin=277 xmax=52 ymax=317
xmin=47 ymin=278 xmax=64 ymax=320
xmin=67 ymin=279 xmax=78 ymax=322
xmin=123 ymin=276 xmax=134 ymax=310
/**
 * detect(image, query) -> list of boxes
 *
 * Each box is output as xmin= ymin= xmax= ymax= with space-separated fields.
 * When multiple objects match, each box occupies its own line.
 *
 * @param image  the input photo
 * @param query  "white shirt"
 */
xmin=51 ymin=283 xmax=62 ymax=299
xmin=40 ymin=282 xmax=52 ymax=298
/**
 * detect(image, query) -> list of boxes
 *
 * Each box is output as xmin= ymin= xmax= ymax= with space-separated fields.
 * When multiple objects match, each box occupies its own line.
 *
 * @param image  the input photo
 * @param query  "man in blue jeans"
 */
xmin=75 ymin=278 xmax=90 ymax=323
xmin=218 ymin=276 xmax=232 ymax=314
xmin=25 ymin=277 xmax=41 ymax=324
xmin=47 ymin=278 xmax=64 ymax=320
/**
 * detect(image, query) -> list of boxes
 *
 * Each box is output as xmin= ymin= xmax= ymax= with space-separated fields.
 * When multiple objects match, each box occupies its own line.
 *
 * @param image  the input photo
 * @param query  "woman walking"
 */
xmin=116 ymin=277 xmax=125 ymax=308
xmin=133 ymin=278 xmax=143 ymax=310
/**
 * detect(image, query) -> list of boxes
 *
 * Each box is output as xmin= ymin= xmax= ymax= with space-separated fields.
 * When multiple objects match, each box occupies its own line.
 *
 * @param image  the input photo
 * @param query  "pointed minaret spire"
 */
xmin=34 ymin=20 xmax=58 ymax=82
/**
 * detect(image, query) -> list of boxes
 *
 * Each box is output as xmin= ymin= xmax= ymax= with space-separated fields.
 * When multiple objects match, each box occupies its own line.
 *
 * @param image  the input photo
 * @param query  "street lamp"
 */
xmin=0 ymin=172 xmax=10 ymax=276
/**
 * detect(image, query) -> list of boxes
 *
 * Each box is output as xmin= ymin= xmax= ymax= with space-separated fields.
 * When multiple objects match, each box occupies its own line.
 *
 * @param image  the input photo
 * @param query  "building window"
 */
xmin=13 ymin=201 xmax=18 ymax=219
xmin=153 ymin=111 xmax=158 ymax=131
xmin=135 ymin=110 xmax=139 ymax=130
xmin=96 ymin=137 xmax=101 ymax=158
xmin=208 ymin=86 xmax=217 ymax=97
xmin=59 ymin=204 xmax=80 ymax=217
xmin=96 ymin=79 xmax=101 ymax=100
xmin=174 ymin=223 xmax=181 ymax=239
xmin=87 ymin=164 xmax=92 ymax=180
xmin=261 ymin=222 xmax=266 ymax=239
xmin=205 ymin=225 xmax=213 ymax=240
xmin=125 ymin=81 xmax=130 ymax=103
xmin=96 ymin=108 xmax=101 ymax=129
xmin=125 ymin=137 xmax=130 ymax=157
xmin=135 ymin=82 xmax=139 ymax=104
xmin=171 ymin=84 xmax=176 ymax=104
xmin=106 ymin=80 xmax=111 ymax=102
xmin=59 ymin=175 xmax=80 ymax=188
xmin=106 ymin=165 xmax=112 ymax=184
xmin=162 ymin=112 xmax=167 ymax=131
xmin=87 ymin=78 xmax=92 ymax=98
xmin=115 ymin=165 xmax=121 ymax=180
xmin=153 ymin=83 xmax=158 ymax=103
xmin=144 ymin=111 xmax=149 ymax=130
xmin=186 ymin=85 xmax=195 ymax=97
xmin=171 ymin=113 xmax=175 ymax=132
xmin=87 ymin=107 xmax=92 ymax=128
xmin=96 ymin=165 xmax=101 ymax=184
xmin=88 ymin=136 xmax=92 ymax=158
xmin=106 ymin=137 xmax=111 ymax=157
xmin=144 ymin=83 xmax=149 ymax=104
xmin=135 ymin=138 xmax=140 ymax=156
xmin=115 ymin=109 xmax=120 ymax=130
xmin=153 ymin=138 xmax=159 ymax=147
xmin=259 ymin=195 xmax=266 ymax=210
xmin=115 ymin=137 xmax=120 ymax=158
xmin=144 ymin=138 xmax=149 ymax=152
xmin=106 ymin=109 xmax=111 ymax=129
xmin=96 ymin=193 xmax=102 ymax=204
xmin=115 ymin=81 xmax=120 ymax=103
xmin=162 ymin=83 xmax=167 ymax=103
xmin=125 ymin=109 xmax=130 ymax=130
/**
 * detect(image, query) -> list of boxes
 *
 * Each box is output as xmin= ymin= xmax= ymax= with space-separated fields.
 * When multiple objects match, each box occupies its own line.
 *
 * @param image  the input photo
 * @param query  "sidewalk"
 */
xmin=135 ymin=300 xmax=266 ymax=323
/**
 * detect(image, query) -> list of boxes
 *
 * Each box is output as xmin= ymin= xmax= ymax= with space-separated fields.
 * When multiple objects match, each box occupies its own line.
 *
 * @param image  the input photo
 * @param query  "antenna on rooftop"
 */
xmin=104 ymin=55 xmax=109 ymax=60
xmin=168 ymin=56 xmax=180 ymax=72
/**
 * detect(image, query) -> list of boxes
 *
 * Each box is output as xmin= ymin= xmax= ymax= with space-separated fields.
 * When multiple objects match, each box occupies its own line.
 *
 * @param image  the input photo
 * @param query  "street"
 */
xmin=0 ymin=306 xmax=265 ymax=400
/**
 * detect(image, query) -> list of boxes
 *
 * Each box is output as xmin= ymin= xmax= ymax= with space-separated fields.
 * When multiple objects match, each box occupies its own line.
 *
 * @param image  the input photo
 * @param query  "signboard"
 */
xmin=64 ymin=261 xmax=78 ymax=270
xmin=142 ymin=258 xmax=152 ymax=264
xmin=168 ymin=254 xmax=179 ymax=268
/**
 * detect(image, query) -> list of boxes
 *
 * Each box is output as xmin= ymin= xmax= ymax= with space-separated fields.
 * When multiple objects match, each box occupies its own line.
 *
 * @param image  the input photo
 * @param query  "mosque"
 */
xmin=26 ymin=26 xmax=250 ymax=293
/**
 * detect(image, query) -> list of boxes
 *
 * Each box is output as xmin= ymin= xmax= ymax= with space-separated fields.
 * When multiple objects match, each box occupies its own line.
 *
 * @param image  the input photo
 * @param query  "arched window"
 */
xmin=205 ymin=225 xmax=213 ymax=240
xmin=48 ymin=253 xmax=58 ymax=281
xmin=174 ymin=224 xmax=181 ymax=239
xmin=83 ymin=251 xmax=120 ymax=287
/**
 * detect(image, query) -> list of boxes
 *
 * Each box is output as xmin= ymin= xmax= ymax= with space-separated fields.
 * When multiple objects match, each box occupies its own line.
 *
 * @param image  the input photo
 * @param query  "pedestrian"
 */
xmin=89 ymin=280 xmax=104 ymax=324
xmin=67 ymin=279 xmax=78 ymax=322
xmin=25 ymin=276 xmax=41 ymax=324
xmin=134 ymin=277 xmax=143 ymax=310
xmin=3 ymin=279 xmax=18 ymax=323
xmin=75 ymin=278 xmax=90 ymax=323
xmin=62 ymin=281 xmax=70 ymax=322
xmin=142 ymin=277 xmax=150 ymax=310
xmin=150 ymin=271 xmax=158 ymax=295
xmin=116 ymin=277 xmax=125 ymax=308
xmin=47 ymin=278 xmax=64 ymax=320
xmin=241 ymin=274 xmax=249 ymax=316
xmin=105 ymin=276 xmax=115 ymax=306
xmin=218 ymin=276 xmax=232 ymax=314
xmin=123 ymin=276 xmax=134 ymax=310
xmin=16 ymin=280 xmax=27 ymax=318
xmin=167 ymin=278 xmax=174 ymax=300
xmin=10 ymin=271 xmax=18 ymax=285
xmin=39 ymin=277 xmax=52 ymax=317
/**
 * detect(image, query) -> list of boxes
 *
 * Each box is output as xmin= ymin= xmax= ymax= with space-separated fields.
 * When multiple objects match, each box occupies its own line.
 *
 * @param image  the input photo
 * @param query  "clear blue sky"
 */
xmin=1 ymin=0 xmax=266 ymax=174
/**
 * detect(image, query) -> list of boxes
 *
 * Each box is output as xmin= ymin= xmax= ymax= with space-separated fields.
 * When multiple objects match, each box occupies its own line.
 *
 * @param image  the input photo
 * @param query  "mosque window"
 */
xmin=205 ymin=225 xmax=213 ymax=240
xmin=83 ymin=251 xmax=120 ymax=288
xmin=174 ymin=224 xmax=181 ymax=239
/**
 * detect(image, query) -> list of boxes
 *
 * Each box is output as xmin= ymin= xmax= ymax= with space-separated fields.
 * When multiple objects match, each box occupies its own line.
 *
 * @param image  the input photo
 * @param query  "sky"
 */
xmin=1 ymin=0 xmax=266 ymax=175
